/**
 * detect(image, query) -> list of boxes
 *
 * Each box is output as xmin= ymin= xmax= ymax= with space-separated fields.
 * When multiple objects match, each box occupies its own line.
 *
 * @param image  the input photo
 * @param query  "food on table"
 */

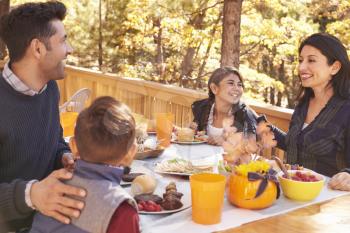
xmin=163 ymin=182 xmax=183 ymax=199
xmin=122 ymin=173 xmax=145 ymax=182
xmin=155 ymin=158 xmax=214 ymax=174
xmin=163 ymin=189 xmax=183 ymax=199
xmin=196 ymin=130 xmax=206 ymax=137
xmin=162 ymin=195 xmax=183 ymax=210
xmin=218 ymin=159 xmax=233 ymax=173
xmin=284 ymin=163 xmax=304 ymax=171
xmin=137 ymin=200 xmax=162 ymax=212
xmin=283 ymin=171 xmax=320 ymax=182
xmin=228 ymin=160 xmax=279 ymax=209
xmin=134 ymin=193 xmax=163 ymax=204
xmin=278 ymin=170 xmax=324 ymax=201
xmin=134 ymin=182 xmax=184 ymax=212
xmin=161 ymin=182 xmax=183 ymax=210
xmin=176 ymin=128 xmax=195 ymax=142
xmin=131 ymin=174 xmax=157 ymax=196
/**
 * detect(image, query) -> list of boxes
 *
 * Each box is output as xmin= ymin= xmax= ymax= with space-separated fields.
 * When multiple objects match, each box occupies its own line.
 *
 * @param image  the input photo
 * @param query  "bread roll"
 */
xmin=131 ymin=174 xmax=157 ymax=196
xmin=177 ymin=128 xmax=194 ymax=142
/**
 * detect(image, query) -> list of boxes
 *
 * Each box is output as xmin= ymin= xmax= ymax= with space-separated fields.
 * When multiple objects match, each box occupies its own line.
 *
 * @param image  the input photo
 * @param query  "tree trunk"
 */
xmin=276 ymin=60 xmax=285 ymax=107
xmin=221 ymin=0 xmax=243 ymax=68
xmin=197 ymin=10 xmax=223 ymax=89
xmin=98 ymin=0 xmax=103 ymax=70
xmin=179 ymin=2 xmax=208 ymax=87
xmin=179 ymin=48 xmax=196 ymax=87
xmin=269 ymin=87 xmax=275 ymax=105
xmin=0 ymin=0 xmax=10 ymax=60
xmin=153 ymin=17 xmax=165 ymax=81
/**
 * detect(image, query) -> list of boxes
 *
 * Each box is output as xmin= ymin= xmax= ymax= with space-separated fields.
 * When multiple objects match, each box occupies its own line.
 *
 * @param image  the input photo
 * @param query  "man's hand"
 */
xmin=30 ymin=169 xmax=86 ymax=224
xmin=328 ymin=172 xmax=350 ymax=191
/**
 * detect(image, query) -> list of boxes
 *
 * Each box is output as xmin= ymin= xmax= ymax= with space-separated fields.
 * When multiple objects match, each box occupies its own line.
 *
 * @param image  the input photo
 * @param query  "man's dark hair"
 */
xmin=0 ymin=1 xmax=66 ymax=62
xmin=74 ymin=96 xmax=136 ymax=164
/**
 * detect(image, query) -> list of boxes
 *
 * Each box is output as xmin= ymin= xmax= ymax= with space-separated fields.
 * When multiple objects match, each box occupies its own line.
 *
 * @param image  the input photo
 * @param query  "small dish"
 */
xmin=135 ymin=148 xmax=164 ymax=160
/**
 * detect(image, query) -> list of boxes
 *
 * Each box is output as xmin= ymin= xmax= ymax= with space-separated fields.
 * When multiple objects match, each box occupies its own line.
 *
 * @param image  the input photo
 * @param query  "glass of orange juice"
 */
xmin=190 ymin=173 xmax=226 ymax=225
xmin=155 ymin=112 xmax=174 ymax=147
xmin=60 ymin=112 xmax=79 ymax=137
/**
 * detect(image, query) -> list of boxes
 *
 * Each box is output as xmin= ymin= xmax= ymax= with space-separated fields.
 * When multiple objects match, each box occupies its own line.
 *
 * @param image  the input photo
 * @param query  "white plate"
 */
xmin=125 ymin=182 xmax=191 ymax=214
xmin=120 ymin=180 xmax=132 ymax=186
xmin=171 ymin=139 xmax=206 ymax=145
xmin=154 ymin=170 xmax=193 ymax=176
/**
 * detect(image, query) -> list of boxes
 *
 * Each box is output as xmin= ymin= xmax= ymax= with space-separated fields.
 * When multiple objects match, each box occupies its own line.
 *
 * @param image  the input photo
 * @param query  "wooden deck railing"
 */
xmin=58 ymin=65 xmax=293 ymax=158
xmin=58 ymin=65 xmax=293 ymax=129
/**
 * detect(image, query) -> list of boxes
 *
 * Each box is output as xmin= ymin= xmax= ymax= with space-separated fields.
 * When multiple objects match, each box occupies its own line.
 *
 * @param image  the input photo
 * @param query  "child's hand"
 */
xmin=260 ymin=131 xmax=277 ymax=149
xmin=256 ymin=121 xmax=271 ymax=136
xmin=62 ymin=153 xmax=76 ymax=172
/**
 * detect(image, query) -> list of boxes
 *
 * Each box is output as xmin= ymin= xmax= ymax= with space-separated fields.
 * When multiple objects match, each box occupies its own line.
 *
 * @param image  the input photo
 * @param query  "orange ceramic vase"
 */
xmin=227 ymin=173 xmax=278 ymax=210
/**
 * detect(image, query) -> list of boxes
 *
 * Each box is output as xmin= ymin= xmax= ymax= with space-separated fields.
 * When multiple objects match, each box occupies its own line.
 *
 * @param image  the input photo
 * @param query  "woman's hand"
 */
xmin=328 ymin=172 xmax=350 ymax=191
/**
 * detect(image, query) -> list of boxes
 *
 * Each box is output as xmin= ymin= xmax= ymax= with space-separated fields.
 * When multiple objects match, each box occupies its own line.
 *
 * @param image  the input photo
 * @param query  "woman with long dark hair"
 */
xmin=259 ymin=33 xmax=350 ymax=191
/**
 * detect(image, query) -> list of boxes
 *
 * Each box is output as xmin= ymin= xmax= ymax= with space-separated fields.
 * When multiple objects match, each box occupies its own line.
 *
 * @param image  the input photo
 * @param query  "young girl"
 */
xmin=191 ymin=67 xmax=264 ymax=146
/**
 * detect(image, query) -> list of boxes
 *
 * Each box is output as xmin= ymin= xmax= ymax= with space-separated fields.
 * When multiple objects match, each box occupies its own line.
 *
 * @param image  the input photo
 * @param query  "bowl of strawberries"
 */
xmin=278 ymin=170 xmax=325 ymax=201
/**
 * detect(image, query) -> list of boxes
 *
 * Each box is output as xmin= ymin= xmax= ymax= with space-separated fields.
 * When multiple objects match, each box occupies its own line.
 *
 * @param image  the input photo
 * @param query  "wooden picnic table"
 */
xmin=216 ymin=194 xmax=350 ymax=233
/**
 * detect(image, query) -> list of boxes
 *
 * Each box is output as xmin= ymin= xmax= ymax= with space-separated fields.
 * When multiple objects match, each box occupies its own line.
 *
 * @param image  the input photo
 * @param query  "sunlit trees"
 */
xmin=9 ymin=0 xmax=350 ymax=108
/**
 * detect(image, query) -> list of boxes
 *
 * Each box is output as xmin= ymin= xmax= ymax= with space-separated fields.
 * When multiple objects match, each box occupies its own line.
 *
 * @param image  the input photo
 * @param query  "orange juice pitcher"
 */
xmin=155 ymin=113 xmax=174 ymax=147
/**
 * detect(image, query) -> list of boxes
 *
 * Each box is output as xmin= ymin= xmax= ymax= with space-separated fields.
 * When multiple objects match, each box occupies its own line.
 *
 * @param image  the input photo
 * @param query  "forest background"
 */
xmin=3 ymin=0 xmax=350 ymax=108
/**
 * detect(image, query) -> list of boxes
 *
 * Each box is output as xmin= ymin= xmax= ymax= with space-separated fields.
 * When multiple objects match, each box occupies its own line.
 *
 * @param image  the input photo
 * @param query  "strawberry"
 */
xmin=146 ymin=200 xmax=157 ymax=206
xmin=144 ymin=204 xmax=156 ymax=212
xmin=137 ymin=203 xmax=144 ymax=211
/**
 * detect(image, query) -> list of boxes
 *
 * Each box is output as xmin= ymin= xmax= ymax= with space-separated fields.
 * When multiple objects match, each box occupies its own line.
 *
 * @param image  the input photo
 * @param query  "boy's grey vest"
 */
xmin=30 ymin=174 xmax=137 ymax=233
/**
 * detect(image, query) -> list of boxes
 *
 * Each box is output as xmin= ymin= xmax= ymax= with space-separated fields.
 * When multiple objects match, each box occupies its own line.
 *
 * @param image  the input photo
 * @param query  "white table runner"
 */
xmin=132 ymin=139 xmax=349 ymax=233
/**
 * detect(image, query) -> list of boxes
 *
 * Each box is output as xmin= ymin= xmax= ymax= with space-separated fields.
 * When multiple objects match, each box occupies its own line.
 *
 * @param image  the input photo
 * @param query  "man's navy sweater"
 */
xmin=0 ymin=74 xmax=70 ymax=231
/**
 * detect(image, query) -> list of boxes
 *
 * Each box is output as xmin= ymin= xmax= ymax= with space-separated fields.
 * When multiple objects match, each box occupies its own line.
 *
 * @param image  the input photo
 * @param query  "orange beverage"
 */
xmin=190 ymin=173 xmax=226 ymax=225
xmin=155 ymin=113 xmax=174 ymax=147
xmin=60 ymin=112 xmax=79 ymax=137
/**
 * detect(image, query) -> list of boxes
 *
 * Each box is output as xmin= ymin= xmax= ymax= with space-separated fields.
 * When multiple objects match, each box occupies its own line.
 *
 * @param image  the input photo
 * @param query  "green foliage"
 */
xmin=10 ymin=0 xmax=350 ymax=108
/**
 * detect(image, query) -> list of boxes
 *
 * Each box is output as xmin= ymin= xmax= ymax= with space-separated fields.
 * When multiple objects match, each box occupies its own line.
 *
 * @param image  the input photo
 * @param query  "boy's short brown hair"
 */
xmin=74 ymin=96 xmax=136 ymax=164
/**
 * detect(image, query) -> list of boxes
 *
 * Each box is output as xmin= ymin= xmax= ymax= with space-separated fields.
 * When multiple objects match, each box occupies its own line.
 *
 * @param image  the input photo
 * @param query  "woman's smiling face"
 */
xmin=298 ymin=45 xmax=339 ymax=90
xmin=211 ymin=73 xmax=243 ymax=105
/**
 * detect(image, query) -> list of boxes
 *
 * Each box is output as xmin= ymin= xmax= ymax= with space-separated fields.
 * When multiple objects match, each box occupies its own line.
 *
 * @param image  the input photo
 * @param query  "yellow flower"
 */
xmin=235 ymin=160 xmax=271 ymax=177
